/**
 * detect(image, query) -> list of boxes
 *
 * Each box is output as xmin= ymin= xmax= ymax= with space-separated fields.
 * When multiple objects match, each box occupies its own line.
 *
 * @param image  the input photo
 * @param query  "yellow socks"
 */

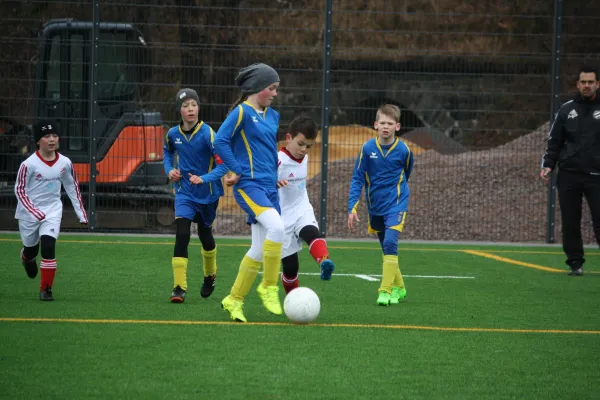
xmin=230 ymin=255 xmax=261 ymax=300
xmin=393 ymin=262 xmax=405 ymax=289
xmin=201 ymin=247 xmax=217 ymax=277
xmin=172 ymin=257 xmax=188 ymax=290
xmin=379 ymin=255 xmax=398 ymax=294
xmin=261 ymin=239 xmax=283 ymax=287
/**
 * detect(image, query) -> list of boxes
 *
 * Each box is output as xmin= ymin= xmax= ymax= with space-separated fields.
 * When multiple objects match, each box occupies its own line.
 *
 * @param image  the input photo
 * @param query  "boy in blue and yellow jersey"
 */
xmin=214 ymin=63 xmax=284 ymax=322
xmin=348 ymin=104 xmax=414 ymax=306
xmin=163 ymin=88 xmax=228 ymax=303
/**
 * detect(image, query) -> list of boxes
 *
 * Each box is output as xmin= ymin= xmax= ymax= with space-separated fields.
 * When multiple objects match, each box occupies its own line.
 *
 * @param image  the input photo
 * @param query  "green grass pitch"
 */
xmin=1 ymin=234 xmax=599 ymax=399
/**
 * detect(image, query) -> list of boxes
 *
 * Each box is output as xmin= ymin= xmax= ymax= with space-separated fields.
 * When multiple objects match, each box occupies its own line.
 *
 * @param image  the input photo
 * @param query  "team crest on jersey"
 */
xmin=60 ymin=167 xmax=66 ymax=176
xmin=35 ymin=173 xmax=43 ymax=181
xmin=288 ymin=173 xmax=295 ymax=178
xmin=593 ymin=110 xmax=600 ymax=120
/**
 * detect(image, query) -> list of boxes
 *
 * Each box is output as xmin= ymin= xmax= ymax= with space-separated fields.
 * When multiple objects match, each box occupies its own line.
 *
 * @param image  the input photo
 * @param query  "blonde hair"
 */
xmin=376 ymin=104 xmax=401 ymax=123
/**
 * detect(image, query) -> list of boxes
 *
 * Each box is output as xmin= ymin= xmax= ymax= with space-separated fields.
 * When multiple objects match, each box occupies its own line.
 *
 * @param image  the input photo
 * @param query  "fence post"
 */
xmin=546 ymin=0 xmax=563 ymax=243
xmin=319 ymin=0 xmax=333 ymax=237
xmin=88 ymin=0 xmax=100 ymax=230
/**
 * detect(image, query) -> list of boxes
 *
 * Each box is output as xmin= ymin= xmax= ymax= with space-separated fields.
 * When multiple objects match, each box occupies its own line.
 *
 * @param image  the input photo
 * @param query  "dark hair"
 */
xmin=578 ymin=66 xmax=598 ymax=81
xmin=228 ymin=93 xmax=249 ymax=114
xmin=288 ymin=116 xmax=318 ymax=140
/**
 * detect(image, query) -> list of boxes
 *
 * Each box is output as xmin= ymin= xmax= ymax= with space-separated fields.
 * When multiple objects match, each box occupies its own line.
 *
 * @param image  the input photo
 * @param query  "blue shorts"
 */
xmin=368 ymin=211 xmax=407 ymax=234
xmin=174 ymin=198 xmax=218 ymax=227
xmin=233 ymin=184 xmax=280 ymax=225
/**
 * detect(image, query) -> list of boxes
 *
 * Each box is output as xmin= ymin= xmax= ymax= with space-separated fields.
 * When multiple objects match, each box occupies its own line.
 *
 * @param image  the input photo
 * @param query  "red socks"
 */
xmin=282 ymin=273 xmax=299 ymax=294
xmin=40 ymin=258 xmax=56 ymax=290
xmin=309 ymin=238 xmax=329 ymax=265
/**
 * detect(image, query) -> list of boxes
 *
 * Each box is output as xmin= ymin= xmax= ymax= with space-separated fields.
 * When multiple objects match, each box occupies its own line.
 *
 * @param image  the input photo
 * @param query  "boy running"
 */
xmin=15 ymin=119 xmax=88 ymax=301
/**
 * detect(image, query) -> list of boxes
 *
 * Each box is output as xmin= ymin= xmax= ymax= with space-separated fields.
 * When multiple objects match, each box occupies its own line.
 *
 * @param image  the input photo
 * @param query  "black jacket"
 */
xmin=542 ymin=89 xmax=600 ymax=175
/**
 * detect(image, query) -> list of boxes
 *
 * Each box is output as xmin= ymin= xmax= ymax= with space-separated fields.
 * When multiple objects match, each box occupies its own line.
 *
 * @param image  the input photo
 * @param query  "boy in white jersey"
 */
xmin=15 ymin=119 xmax=88 ymax=301
xmin=277 ymin=116 xmax=335 ymax=294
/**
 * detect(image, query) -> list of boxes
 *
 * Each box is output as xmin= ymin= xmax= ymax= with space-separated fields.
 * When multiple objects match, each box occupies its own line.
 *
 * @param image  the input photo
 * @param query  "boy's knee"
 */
xmin=299 ymin=225 xmax=320 ymax=244
xmin=40 ymin=235 xmax=56 ymax=259
xmin=198 ymin=225 xmax=215 ymax=251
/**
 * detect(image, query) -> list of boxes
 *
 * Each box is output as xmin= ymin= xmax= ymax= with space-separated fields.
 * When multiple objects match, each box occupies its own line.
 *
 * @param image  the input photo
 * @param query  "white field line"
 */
xmin=261 ymin=272 xmax=475 ymax=281
xmin=354 ymin=274 xmax=380 ymax=281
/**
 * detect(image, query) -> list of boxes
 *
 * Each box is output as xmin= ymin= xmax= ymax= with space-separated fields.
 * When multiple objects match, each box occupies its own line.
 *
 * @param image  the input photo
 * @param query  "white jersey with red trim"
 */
xmin=14 ymin=151 xmax=88 ymax=223
xmin=277 ymin=148 xmax=312 ymax=216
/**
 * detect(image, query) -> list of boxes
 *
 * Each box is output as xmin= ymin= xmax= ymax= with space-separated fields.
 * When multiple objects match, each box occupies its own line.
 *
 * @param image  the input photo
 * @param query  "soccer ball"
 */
xmin=283 ymin=287 xmax=321 ymax=324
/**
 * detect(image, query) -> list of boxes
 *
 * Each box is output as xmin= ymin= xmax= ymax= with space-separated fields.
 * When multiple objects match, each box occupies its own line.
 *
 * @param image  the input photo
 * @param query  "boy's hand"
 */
xmin=188 ymin=173 xmax=204 ymax=185
xmin=348 ymin=212 xmax=360 ymax=230
xmin=168 ymin=169 xmax=181 ymax=182
xmin=224 ymin=173 xmax=240 ymax=187
xmin=276 ymin=179 xmax=289 ymax=189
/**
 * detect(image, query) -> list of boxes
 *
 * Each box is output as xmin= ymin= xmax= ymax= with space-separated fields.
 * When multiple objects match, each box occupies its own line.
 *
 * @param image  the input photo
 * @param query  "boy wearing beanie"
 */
xmin=15 ymin=119 xmax=88 ymax=301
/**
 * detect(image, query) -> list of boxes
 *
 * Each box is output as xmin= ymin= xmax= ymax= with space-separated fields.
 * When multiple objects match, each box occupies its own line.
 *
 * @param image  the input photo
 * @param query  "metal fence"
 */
xmin=1 ymin=0 xmax=599 ymax=242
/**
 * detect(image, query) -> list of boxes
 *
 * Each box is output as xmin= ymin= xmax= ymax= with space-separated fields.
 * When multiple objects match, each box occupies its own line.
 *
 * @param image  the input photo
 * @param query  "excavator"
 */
xmin=0 ymin=19 xmax=174 ymax=231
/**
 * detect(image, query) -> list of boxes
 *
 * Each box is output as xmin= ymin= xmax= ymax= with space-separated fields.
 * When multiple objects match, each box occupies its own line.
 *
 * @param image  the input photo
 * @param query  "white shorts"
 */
xmin=18 ymin=218 xmax=61 ymax=247
xmin=282 ymin=208 xmax=319 ymax=258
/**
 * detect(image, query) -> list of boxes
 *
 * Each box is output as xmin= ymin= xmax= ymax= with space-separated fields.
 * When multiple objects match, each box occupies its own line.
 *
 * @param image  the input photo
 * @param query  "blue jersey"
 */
xmin=348 ymin=137 xmax=414 ymax=216
xmin=213 ymin=102 xmax=280 ymax=190
xmin=163 ymin=121 xmax=227 ymax=204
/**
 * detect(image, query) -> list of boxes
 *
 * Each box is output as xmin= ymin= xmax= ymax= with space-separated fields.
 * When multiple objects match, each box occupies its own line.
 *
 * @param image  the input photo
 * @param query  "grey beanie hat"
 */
xmin=235 ymin=63 xmax=280 ymax=94
xmin=176 ymin=88 xmax=200 ymax=110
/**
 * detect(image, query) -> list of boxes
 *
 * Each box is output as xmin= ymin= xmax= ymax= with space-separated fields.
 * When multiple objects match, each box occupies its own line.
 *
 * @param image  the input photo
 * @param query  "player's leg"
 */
xmin=39 ymin=235 xmax=56 ymax=301
xmin=171 ymin=216 xmax=192 ymax=303
xmin=387 ymin=212 xmax=407 ymax=304
xmin=281 ymin=252 xmax=300 ymax=294
xmin=298 ymin=224 xmax=335 ymax=281
xmin=224 ymin=187 xmax=284 ymax=319
xmin=170 ymin=198 xmax=198 ymax=302
xmin=37 ymin=219 xmax=60 ymax=301
xmin=255 ymin=208 xmax=285 ymax=315
xmin=18 ymin=219 xmax=40 ymax=279
xmin=222 ymin=224 xmax=265 ymax=322
xmin=369 ymin=215 xmax=391 ymax=305
xmin=197 ymin=201 xmax=218 ymax=298
xmin=281 ymin=216 xmax=302 ymax=293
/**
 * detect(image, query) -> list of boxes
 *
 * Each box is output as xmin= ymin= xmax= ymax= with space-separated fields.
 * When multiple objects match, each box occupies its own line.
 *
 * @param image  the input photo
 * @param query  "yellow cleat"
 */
xmin=221 ymin=295 xmax=247 ymax=322
xmin=256 ymin=284 xmax=283 ymax=315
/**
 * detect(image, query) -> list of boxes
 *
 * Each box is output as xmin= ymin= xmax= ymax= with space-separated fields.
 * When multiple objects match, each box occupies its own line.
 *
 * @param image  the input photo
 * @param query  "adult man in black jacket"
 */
xmin=541 ymin=66 xmax=600 ymax=276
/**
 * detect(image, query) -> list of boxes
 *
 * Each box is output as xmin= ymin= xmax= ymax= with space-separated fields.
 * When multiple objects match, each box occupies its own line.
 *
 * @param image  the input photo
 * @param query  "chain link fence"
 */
xmin=1 ymin=0 xmax=599 ymax=242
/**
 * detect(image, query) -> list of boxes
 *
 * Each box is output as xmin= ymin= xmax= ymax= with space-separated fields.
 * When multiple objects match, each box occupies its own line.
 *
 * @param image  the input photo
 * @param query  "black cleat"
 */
xmin=40 ymin=286 xmax=54 ymax=301
xmin=568 ymin=267 xmax=583 ymax=276
xmin=21 ymin=252 xmax=38 ymax=279
xmin=201 ymin=274 xmax=216 ymax=298
xmin=170 ymin=285 xmax=186 ymax=303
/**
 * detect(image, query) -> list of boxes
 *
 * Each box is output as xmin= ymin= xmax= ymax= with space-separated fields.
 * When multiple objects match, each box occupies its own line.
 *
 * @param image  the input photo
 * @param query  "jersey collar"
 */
xmin=36 ymin=150 xmax=60 ymax=167
xmin=280 ymin=147 xmax=305 ymax=163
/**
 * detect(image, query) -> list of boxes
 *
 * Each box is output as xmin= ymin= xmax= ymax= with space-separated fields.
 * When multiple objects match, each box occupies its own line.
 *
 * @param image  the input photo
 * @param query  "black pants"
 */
xmin=556 ymin=170 xmax=600 ymax=267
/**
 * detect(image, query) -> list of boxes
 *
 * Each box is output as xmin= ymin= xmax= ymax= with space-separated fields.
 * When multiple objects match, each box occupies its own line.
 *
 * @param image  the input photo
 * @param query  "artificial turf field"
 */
xmin=1 ymin=233 xmax=599 ymax=399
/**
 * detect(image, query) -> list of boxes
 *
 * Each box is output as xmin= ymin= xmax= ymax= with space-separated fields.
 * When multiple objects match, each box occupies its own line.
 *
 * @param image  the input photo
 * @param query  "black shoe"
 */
xmin=568 ymin=267 xmax=583 ymax=276
xmin=21 ymin=253 xmax=38 ymax=279
xmin=170 ymin=285 xmax=186 ymax=303
xmin=40 ymin=286 xmax=54 ymax=301
xmin=201 ymin=274 xmax=216 ymax=298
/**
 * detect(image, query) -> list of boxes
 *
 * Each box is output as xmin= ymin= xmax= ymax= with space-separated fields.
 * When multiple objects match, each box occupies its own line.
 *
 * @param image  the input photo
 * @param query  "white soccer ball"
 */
xmin=283 ymin=287 xmax=321 ymax=324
